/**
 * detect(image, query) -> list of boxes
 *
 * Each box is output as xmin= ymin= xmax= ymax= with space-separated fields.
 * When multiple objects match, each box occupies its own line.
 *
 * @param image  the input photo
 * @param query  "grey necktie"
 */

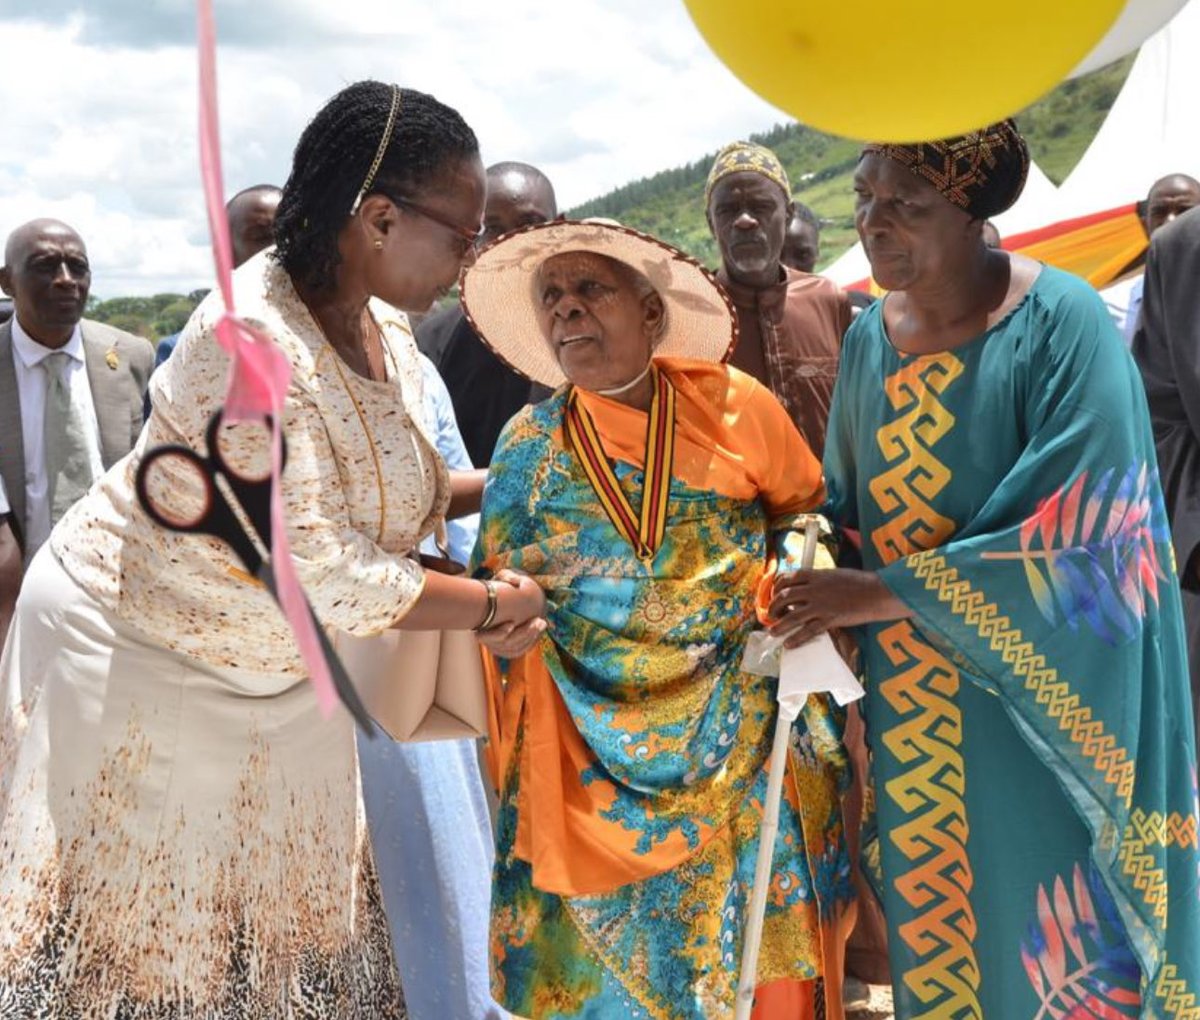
xmin=43 ymin=350 xmax=95 ymax=524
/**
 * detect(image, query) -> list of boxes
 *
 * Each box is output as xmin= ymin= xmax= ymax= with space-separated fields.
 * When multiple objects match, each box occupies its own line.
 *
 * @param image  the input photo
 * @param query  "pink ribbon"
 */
xmin=196 ymin=0 xmax=338 ymax=715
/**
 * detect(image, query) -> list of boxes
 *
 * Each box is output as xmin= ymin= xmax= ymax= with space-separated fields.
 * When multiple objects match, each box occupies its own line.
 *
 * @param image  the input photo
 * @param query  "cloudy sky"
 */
xmin=0 ymin=0 xmax=793 ymax=297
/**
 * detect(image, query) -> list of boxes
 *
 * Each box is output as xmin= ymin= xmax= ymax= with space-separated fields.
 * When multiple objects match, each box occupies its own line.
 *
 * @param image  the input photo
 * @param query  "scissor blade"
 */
xmin=254 ymin=564 xmax=378 ymax=738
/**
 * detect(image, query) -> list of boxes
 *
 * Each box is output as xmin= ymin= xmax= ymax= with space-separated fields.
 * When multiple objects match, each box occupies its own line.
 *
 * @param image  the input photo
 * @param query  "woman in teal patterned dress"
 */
xmin=772 ymin=122 xmax=1200 ymax=1019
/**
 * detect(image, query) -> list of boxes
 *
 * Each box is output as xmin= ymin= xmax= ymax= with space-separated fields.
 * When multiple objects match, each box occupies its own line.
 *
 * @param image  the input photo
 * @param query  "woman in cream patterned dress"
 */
xmin=0 ymin=81 xmax=545 ymax=1018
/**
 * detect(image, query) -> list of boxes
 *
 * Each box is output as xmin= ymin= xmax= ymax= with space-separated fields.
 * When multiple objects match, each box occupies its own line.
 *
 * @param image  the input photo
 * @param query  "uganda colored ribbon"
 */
xmin=563 ymin=365 xmax=676 ymax=562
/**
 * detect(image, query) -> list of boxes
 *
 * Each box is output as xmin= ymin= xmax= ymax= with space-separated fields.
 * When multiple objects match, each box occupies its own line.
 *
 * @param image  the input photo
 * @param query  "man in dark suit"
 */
xmin=0 ymin=218 xmax=151 ymax=636
xmin=1133 ymin=205 xmax=1200 ymax=748
xmin=416 ymin=162 xmax=556 ymax=467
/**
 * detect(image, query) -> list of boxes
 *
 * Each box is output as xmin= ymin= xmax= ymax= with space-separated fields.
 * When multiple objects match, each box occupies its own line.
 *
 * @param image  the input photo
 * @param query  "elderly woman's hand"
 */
xmin=491 ymin=568 xmax=546 ymax=623
xmin=768 ymin=568 xmax=910 ymax=649
xmin=477 ymin=617 xmax=549 ymax=658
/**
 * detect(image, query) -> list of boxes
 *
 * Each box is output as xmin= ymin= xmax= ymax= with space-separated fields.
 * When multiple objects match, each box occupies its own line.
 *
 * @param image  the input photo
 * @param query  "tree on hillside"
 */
xmin=153 ymin=298 xmax=196 ymax=337
xmin=89 ymin=291 xmax=206 ymax=341
xmin=567 ymin=56 xmax=1135 ymax=271
xmin=101 ymin=313 xmax=154 ymax=339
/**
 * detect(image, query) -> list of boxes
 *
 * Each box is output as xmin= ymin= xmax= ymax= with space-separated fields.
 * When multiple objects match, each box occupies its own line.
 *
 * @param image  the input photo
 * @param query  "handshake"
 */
xmin=472 ymin=568 xmax=547 ymax=659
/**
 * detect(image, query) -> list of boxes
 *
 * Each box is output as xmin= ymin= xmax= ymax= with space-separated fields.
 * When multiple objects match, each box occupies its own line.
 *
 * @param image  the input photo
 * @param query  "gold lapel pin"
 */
xmin=105 ymin=346 xmax=119 ymax=370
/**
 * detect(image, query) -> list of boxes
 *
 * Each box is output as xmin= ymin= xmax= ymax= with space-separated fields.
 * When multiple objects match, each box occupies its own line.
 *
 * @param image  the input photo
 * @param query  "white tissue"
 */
xmin=741 ymin=631 xmax=864 ymax=720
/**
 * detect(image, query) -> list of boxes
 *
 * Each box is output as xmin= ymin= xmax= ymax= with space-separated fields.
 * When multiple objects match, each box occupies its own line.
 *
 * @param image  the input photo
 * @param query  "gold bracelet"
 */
xmin=473 ymin=579 xmax=499 ymax=632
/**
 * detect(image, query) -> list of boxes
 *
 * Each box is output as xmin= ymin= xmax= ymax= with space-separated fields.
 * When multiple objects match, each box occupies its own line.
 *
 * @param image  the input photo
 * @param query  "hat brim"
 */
xmin=460 ymin=220 xmax=738 ymax=389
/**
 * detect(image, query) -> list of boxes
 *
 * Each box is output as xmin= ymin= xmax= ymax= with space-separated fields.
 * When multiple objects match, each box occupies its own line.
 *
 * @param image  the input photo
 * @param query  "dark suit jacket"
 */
xmin=0 ymin=317 xmax=153 ymax=551
xmin=1132 ymin=205 xmax=1200 ymax=745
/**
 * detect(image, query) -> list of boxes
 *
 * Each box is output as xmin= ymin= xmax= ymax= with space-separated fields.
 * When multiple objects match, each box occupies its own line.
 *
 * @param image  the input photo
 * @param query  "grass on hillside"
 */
xmin=569 ymin=55 xmax=1135 ymax=272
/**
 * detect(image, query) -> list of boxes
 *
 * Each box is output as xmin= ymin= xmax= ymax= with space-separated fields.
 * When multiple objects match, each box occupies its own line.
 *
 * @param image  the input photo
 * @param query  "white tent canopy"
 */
xmin=1054 ymin=0 xmax=1200 ymax=220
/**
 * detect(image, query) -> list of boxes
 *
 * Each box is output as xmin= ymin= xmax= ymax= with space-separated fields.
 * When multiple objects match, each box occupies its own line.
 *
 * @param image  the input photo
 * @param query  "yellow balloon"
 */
xmin=684 ymin=0 xmax=1127 ymax=141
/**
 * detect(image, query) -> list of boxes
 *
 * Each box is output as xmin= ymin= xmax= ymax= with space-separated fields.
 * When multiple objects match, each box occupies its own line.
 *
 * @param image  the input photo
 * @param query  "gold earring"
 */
xmin=374 ymin=239 xmax=384 ymax=250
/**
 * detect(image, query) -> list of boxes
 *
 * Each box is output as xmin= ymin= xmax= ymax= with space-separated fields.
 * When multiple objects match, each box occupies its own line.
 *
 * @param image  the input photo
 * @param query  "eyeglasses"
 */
xmin=378 ymin=193 xmax=485 ymax=250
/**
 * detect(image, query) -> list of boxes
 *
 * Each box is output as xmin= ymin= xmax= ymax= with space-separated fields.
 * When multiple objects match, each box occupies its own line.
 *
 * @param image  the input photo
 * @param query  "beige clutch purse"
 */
xmin=332 ymin=626 xmax=489 ymax=743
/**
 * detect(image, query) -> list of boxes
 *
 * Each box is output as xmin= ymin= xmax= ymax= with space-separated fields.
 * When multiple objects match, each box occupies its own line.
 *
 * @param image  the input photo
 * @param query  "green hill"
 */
xmin=568 ymin=56 xmax=1135 ymax=272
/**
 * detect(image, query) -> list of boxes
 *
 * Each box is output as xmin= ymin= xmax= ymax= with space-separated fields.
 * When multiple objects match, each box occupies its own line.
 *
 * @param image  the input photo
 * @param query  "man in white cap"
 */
xmin=706 ymin=142 xmax=851 ymax=460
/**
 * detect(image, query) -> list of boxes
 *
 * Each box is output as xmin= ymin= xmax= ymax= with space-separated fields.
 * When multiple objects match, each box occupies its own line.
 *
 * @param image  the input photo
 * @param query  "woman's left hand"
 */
xmin=768 ymin=568 xmax=910 ymax=649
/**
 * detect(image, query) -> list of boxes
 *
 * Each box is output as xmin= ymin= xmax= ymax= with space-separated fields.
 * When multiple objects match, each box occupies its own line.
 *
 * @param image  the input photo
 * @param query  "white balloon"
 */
xmin=1071 ymin=0 xmax=1191 ymax=77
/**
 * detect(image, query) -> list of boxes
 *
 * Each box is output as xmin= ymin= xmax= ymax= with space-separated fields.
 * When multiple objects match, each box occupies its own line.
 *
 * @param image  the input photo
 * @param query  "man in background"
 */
xmin=0 ymin=487 xmax=15 ymax=640
xmin=705 ymin=141 xmax=850 ymax=460
xmin=416 ymin=161 xmax=556 ymax=467
xmin=154 ymin=184 xmax=282 ymax=368
xmin=1104 ymin=172 xmax=1200 ymax=342
xmin=226 ymin=184 xmax=282 ymax=269
xmin=780 ymin=201 xmax=822 ymax=274
xmin=0 ymin=218 xmax=152 ymax=635
xmin=1132 ymin=204 xmax=1200 ymax=749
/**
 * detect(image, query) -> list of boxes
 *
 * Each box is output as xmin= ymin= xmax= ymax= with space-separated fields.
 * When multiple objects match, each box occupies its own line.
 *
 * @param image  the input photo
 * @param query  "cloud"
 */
xmin=0 ymin=0 xmax=348 ymax=49
xmin=527 ymin=127 xmax=608 ymax=167
xmin=0 ymin=0 xmax=791 ymax=295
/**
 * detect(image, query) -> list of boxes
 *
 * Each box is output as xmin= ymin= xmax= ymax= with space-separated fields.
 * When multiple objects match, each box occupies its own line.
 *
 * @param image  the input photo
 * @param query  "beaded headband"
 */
xmin=349 ymin=84 xmax=402 ymax=216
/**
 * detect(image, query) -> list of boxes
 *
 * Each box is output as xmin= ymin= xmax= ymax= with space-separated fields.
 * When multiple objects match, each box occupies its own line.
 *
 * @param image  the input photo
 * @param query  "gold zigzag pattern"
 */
xmin=868 ymin=356 xmax=963 ymax=565
xmin=1117 ymin=808 xmax=1198 ymax=925
xmin=907 ymin=552 xmax=1176 ymax=924
xmin=1156 ymin=959 xmax=1200 ymax=1020
xmin=869 ymin=355 xmax=981 ymax=1017
xmin=1129 ymin=808 xmax=1200 ymax=852
xmin=908 ymin=551 xmax=1136 ymax=807
xmin=1116 ymin=829 xmax=1168 ymax=923
xmin=877 ymin=622 xmax=982 ymax=1018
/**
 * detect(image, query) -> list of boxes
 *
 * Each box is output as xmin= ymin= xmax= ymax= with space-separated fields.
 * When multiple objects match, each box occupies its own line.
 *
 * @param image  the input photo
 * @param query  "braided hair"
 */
xmin=274 ymin=81 xmax=479 ymax=293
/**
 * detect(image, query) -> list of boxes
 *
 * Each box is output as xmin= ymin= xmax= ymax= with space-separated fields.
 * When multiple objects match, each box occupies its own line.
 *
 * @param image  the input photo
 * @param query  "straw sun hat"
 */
xmin=459 ymin=219 xmax=738 ymax=390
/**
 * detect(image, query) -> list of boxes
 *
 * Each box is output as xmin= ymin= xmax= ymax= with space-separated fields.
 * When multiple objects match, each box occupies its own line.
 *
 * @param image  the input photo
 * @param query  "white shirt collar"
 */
xmin=11 ymin=316 xmax=85 ymax=369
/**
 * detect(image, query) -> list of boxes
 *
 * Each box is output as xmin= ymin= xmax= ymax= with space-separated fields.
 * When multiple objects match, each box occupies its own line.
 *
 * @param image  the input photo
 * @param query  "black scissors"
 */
xmin=135 ymin=409 xmax=377 ymax=736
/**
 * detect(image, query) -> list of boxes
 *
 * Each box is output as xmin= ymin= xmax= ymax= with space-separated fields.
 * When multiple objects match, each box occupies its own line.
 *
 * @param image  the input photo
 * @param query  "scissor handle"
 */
xmin=135 ymin=441 xmax=263 ymax=572
xmin=135 ymin=443 xmax=218 ymax=534
xmin=203 ymin=410 xmax=285 ymax=542
xmin=204 ymin=411 xmax=287 ymax=476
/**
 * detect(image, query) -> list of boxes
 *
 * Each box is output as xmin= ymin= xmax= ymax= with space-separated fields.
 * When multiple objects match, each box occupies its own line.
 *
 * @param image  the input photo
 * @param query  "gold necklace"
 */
xmin=317 ymin=309 xmax=391 ymax=545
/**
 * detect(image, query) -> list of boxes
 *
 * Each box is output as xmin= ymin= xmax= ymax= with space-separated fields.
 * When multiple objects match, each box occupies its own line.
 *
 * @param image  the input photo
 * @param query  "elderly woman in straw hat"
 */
xmin=462 ymin=220 xmax=856 ymax=1020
